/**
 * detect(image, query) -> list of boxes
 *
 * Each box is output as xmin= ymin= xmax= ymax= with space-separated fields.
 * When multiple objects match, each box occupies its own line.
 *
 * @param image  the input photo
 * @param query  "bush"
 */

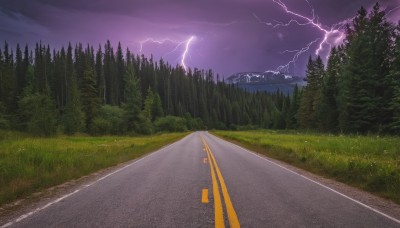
xmin=0 ymin=117 xmax=8 ymax=129
xmin=186 ymin=117 xmax=204 ymax=130
xmin=183 ymin=113 xmax=204 ymax=130
xmin=90 ymin=105 xmax=126 ymax=135
xmin=91 ymin=117 xmax=113 ymax=135
xmin=155 ymin=116 xmax=188 ymax=132
xmin=137 ymin=116 xmax=154 ymax=135
xmin=0 ymin=102 xmax=9 ymax=129
xmin=18 ymin=92 xmax=57 ymax=136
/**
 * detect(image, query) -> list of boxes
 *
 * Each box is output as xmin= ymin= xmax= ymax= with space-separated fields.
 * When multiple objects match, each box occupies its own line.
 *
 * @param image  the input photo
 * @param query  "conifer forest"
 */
xmin=0 ymin=4 xmax=399 ymax=136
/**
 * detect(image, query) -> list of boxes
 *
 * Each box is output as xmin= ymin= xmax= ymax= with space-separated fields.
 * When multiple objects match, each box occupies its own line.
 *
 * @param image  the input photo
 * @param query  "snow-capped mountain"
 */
xmin=225 ymin=71 xmax=305 ymax=94
xmin=226 ymin=71 xmax=296 ymax=84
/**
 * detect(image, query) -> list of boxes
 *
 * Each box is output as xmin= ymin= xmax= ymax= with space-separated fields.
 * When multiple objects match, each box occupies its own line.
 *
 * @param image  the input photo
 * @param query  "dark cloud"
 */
xmin=0 ymin=0 xmax=397 ymax=76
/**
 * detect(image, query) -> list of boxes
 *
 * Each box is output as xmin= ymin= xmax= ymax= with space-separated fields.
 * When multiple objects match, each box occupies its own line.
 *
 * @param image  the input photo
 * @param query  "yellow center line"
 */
xmin=204 ymin=139 xmax=241 ymax=228
xmin=201 ymin=135 xmax=240 ymax=228
xmin=204 ymin=137 xmax=225 ymax=228
xmin=202 ymin=189 xmax=209 ymax=204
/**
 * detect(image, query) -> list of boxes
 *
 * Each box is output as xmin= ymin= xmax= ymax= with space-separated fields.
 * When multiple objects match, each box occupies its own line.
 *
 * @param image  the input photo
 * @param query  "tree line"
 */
xmin=0 ymin=3 xmax=398 ymax=136
xmin=0 ymin=40 xmax=291 ymax=135
xmin=297 ymin=3 xmax=400 ymax=134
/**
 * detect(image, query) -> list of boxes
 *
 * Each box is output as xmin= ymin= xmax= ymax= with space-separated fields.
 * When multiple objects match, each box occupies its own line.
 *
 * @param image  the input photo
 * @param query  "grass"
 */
xmin=0 ymin=130 xmax=188 ymax=206
xmin=212 ymin=130 xmax=400 ymax=204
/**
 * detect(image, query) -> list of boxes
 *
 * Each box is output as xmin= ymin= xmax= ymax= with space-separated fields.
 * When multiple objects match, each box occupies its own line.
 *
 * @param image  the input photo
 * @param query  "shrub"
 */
xmin=18 ymin=92 xmax=57 ymax=136
xmin=0 ymin=102 xmax=9 ymax=129
xmin=91 ymin=105 xmax=126 ymax=135
xmin=155 ymin=116 xmax=188 ymax=132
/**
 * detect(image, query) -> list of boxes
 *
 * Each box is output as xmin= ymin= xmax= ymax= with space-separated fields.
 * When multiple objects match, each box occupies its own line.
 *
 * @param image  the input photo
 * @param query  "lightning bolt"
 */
xmin=272 ymin=0 xmax=343 ymax=56
xmin=276 ymin=38 xmax=319 ymax=72
xmin=181 ymin=36 xmax=196 ymax=73
xmin=138 ymin=36 xmax=196 ymax=73
xmin=254 ymin=0 xmax=347 ymax=74
xmin=138 ymin=38 xmax=183 ymax=54
xmin=387 ymin=5 xmax=400 ymax=16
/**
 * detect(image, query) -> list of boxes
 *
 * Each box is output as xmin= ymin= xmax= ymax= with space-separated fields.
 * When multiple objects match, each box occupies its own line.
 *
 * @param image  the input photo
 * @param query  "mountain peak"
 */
xmin=225 ymin=71 xmax=305 ymax=94
xmin=226 ymin=71 xmax=296 ymax=84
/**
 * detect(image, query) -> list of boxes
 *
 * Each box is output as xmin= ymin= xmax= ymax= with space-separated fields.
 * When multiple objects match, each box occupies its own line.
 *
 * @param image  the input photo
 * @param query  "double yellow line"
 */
xmin=201 ymin=136 xmax=240 ymax=228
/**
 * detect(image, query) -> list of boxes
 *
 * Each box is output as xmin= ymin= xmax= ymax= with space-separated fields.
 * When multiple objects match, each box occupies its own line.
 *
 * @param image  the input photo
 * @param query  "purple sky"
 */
xmin=0 ymin=0 xmax=399 ymax=77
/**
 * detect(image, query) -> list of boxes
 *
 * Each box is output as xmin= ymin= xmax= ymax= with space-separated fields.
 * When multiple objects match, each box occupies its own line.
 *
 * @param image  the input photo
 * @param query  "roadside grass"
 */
xmin=0 ymin=130 xmax=188 ymax=206
xmin=212 ymin=130 xmax=400 ymax=204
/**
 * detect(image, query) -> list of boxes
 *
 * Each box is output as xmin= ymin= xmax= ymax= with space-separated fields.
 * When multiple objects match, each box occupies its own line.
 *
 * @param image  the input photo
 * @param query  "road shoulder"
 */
xmin=209 ymin=132 xmax=400 ymax=222
xmin=0 ymin=134 xmax=191 ymax=227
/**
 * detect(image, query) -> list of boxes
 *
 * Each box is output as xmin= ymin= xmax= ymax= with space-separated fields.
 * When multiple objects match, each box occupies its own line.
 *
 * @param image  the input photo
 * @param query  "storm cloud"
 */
xmin=0 ymin=0 xmax=397 ymax=77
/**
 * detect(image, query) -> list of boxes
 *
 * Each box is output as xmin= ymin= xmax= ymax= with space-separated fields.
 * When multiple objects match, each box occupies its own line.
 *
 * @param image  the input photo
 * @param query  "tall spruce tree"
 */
xmin=318 ymin=47 xmax=341 ymax=132
xmin=339 ymin=4 xmax=394 ymax=133
xmin=0 ymin=41 xmax=16 ymax=114
xmin=63 ymin=69 xmax=85 ymax=134
xmin=143 ymin=87 xmax=154 ymax=121
xmin=123 ymin=65 xmax=142 ymax=132
xmin=80 ymin=62 xmax=100 ymax=132
xmin=298 ymin=56 xmax=324 ymax=129
xmin=286 ymin=84 xmax=300 ymax=129
xmin=95 ymin=45 xmax=105 ymax=104
xmin=15 ymin=44 xmax=26 ymax=96
xmin=152 ymin=92 xmax=164 ymax=121
xmin=389 ymin=30 xmax=400 ymax=133
xmin=116 ymin=42 xmax=125 ymax=104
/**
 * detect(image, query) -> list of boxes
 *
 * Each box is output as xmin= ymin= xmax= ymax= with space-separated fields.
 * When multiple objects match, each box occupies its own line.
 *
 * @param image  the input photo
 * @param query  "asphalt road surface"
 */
xmin=2 ymin=132 xmax=400 ymax=227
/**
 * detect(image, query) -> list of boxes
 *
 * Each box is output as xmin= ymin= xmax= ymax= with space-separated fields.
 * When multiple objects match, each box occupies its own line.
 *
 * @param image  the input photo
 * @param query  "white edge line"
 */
xmin=1 ymin=133 xmax=192 ymax=228
xmin=207 ymin=132 xmax=400 ymax=225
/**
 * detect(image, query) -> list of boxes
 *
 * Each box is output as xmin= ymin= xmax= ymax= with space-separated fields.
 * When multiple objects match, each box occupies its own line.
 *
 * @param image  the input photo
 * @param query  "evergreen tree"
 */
xmin=298 ymin=56 xmax=324 ymax=129
xmin=143 ymin=87 xmax=154 ymax=121
xmin=103 ymin=40 xmax=114 ymax=104
xmin=15 ymin=44 xmax=26 ymax=96
xmin=123 ymin=65 xmax=142 ymax=132
xmin=0 ymin=41 xmax=16 ymax=114
xmin=80 ymin=63 xmax=100 ymax=132
xmin=318 ymin=47 xmax=340 ymax=132
xmin=116 ymin=42 xmax=125 ymax=104
xmin=389 ymin=31 xmax=400 ymax=133
xmin=95 ymin=45 xmax=105 ymax=104
xmin=339 ymin=4 xmax=394 ymax=133
xmin=152 ymin=92 xmax=164 ymax=121
xmin=63 ymin=70 xmax=85 ymax=134
xmin=287 ymin=84 xmax=300 ymax=129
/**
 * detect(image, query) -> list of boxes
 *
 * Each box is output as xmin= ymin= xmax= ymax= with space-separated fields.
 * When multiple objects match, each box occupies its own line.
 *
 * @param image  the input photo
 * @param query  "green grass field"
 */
xmin=0 ymin=130 xmax=188 ymax=206
xmin=212 ymin=130 xmax=400 ymax=204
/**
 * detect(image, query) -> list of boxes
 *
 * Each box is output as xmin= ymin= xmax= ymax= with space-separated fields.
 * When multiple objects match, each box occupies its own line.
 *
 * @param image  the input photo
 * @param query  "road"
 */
xmin=2 ymin=132 xmax=400 ymax=227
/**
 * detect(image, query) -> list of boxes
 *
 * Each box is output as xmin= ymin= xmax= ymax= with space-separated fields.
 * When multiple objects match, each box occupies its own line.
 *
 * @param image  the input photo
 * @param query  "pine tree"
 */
xmin=63 ymin=69 xmax=85 ymax=134
xmin=103 ymin=40 xmax=114 ymax=104
xmin=95 ymin=45 xmax=105 ymax=104
xmin=298 ymin=56 xmax=324 ymax=129
xmin=80 ymin=63 xmax=100 ymax=132
xmin=339 ymin=4 xmax=394 ymax=133
xmin=287 ymin=84 xmax=300 ymax=129
xmin=15 ymin=44 xmax=26 ymax=96
xmin=151 ymin=92 xmax=164 ymax=121
xmin=123 ymin=65 xmax=142 ymax=132
xmin=318 ymin=47 xmax=340 ymax=132
xmin=116 ymin=42 xmax=125 ymax=104
xmin=389 ymin=31 xmax=400 ymax=133
xmin=143 ymin=87 xmax=154 ymax=121
xmin=369 ymin=3 xmax=395 ymax=130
